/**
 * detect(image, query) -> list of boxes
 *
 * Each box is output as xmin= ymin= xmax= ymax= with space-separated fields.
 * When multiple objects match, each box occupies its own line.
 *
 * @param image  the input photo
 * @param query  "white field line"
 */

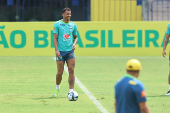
xmin=53 ymin=57 xmax=109 ymax=113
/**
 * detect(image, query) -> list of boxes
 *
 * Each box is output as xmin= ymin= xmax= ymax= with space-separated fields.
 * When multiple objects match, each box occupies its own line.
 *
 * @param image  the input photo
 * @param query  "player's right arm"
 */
xmin=139 ymin=101 xmax=150 ymax=113
xmin=53 ymin=22 xmax=60 ymax=58
xmin=163 ymin=23 xmax=170 ymax=58
xmin=163 ymin=34 xmax=169 ymax=58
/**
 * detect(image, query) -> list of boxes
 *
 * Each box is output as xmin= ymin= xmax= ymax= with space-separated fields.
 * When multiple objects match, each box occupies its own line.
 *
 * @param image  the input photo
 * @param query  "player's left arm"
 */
xmin=72 ymin=24 xmax=78 ymax=50
xmin=139 ymin=101 xmax=150 ymax=113
xmin=135 ymin=83 xmax=149 ymax=113
xmin=72 ymin=35 xmax=78 ymax=50
xmin=114 ymin=99 xmax=117 ymax=113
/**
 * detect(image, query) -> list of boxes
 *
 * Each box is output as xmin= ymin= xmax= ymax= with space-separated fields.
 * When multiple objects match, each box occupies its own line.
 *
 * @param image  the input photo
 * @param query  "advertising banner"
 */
xmin=0 ymin=22 xmax=169 ymax=56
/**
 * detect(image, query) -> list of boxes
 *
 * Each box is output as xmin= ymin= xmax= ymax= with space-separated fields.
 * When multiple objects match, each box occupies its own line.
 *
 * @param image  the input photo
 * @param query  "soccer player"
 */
xmin=114 ymin=59 xmax=150 ymax=113
xmin=162 ymin=23 xmax=170 ymax=95
xmin=53 ymin=7 xmax=78 ymax=97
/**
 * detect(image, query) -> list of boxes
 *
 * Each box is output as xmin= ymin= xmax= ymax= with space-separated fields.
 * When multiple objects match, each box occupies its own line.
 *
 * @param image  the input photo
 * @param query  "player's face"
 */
xmin=63 ymin=10 xmax=71 ymax=21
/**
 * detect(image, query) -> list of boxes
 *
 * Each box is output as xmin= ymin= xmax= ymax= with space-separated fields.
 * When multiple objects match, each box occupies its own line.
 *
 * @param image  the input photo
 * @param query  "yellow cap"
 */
xmin=126 ymin=59 xmax=142 ymax=71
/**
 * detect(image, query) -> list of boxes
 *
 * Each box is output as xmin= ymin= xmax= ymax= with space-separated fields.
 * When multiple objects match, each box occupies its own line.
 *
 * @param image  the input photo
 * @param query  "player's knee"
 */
xmin=57 ymin=71 xmax=63 ymax=76
xmin=68 ymin=67 xmax=74 ymax=74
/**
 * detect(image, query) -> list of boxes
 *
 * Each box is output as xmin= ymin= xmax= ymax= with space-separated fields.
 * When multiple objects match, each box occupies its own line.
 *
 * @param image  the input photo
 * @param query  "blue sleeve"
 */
xmin=53 ymin=22 xmax=59 ymax=34
xmin=166 ymin=23 xmax=170 ymax=35
xmin=73 ymin=24 xmax=77 ymax=35
xmin=134 ymin=82 xmax=147 ymax=103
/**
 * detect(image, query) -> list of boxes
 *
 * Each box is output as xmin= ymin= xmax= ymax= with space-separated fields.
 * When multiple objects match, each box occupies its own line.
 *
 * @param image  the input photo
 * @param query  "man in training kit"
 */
xmin=114 ymin=59 xmax=150 ymax=113
xmin=162 ymin=23 xmax=170 ymax=95
xmin=53 ymin=7 xmax=78 ymax=97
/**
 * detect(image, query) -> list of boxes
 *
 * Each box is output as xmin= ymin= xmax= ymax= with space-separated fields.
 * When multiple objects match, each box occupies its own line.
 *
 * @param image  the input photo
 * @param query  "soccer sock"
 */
xmin=56 ymin=85 xmax=60 ymax=89
xmin=169 ymin=85 xmax=170 ymax=91
xmin=69 ymin=89 xmax=73 ymax=92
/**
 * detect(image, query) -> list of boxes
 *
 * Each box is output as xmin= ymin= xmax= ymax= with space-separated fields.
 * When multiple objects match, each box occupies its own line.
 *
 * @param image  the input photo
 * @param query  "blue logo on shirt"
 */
xmin=60 ymin=24 xmax=65 ymax=26
xmin=69 ymin=27 xmax=73 ymax=32
xmin=68 ymin=25 xmax=72 ymax=27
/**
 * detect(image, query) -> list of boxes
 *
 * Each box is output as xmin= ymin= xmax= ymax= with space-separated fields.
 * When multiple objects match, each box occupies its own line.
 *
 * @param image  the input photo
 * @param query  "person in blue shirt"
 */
xmin=114 ymin=59 xmax=150 ymax=113
xmin=53 ymin=7 xmax=78 ymax=97
xmin=162 ymin=23 xmax=170 ymax=95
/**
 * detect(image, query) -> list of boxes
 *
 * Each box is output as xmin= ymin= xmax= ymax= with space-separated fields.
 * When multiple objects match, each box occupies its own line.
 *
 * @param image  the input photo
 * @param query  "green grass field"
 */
xmin=0 ymin=56 xmax=170 ymax=113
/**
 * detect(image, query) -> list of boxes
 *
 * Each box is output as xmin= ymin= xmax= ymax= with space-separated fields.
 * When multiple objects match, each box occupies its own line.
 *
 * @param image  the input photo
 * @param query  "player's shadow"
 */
xmin=32 ymin=96 xmax=67 ymax=100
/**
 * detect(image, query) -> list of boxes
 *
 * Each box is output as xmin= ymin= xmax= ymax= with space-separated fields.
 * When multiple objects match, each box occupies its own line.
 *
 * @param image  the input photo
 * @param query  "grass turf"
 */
xmin=0 ymin=56 xmax=170 ymax=113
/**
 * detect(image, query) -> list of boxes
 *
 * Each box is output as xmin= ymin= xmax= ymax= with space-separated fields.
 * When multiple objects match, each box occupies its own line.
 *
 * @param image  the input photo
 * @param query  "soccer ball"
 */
xmin=67 ymin=91 xmax=78 ymax=101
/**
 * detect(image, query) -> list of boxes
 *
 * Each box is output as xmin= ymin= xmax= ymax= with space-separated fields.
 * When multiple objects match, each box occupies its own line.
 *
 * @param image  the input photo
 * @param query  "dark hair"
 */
xmin=127 ymin=70 xmax=139 ymax=73
xmin=62 ymin=8 xmax=71 ymax=14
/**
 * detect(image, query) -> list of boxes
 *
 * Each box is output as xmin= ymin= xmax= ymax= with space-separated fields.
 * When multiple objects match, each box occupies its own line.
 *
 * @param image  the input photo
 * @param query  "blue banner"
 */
xmin=7 ymin=0 xmax=14 ymax=5
xmin=72 ymin=0 xmax=79 ymax=6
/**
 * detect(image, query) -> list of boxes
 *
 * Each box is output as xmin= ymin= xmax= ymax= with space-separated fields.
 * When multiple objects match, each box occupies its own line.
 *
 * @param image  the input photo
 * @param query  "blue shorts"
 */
xmin=56 ymin=50 xmax=75 ymax=62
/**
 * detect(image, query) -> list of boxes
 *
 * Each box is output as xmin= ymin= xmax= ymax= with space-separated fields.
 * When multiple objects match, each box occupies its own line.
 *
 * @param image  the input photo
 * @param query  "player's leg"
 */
xmin=169 ymin=51 xmax=170 ymax=91
xmin=169 ymin=73 xmax=170 ymax=85
xmin=166 ymin=73 xmax=170 ymax=95
xmin=54 ymin=59 xmax=65 ymax=97
xmin=56 ymin=60 xmax=65 ymax=85
xmin=167 ymin=51 xmax=170 ymax=95
xmin=66 ymin=57 xmax=75 ymax=92
xmin=166 ymin=58 xmax=170 ymax=95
